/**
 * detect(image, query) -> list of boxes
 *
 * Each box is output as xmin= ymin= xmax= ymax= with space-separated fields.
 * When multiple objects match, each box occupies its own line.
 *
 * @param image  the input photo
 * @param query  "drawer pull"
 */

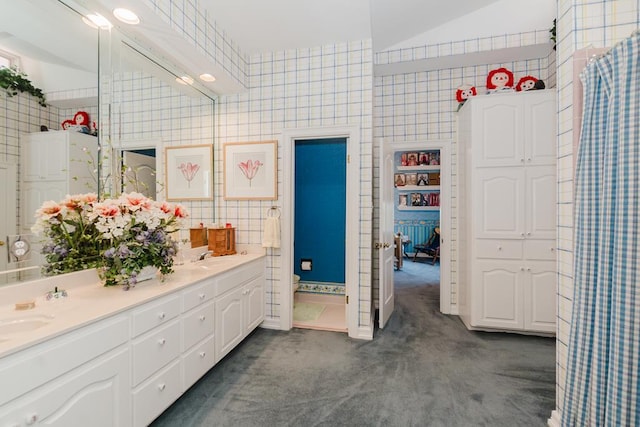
xmin=551 ymin=247 xmax=555 ymax=251
xmin=199 ymin=293 xmax=206 ymax=300
xmin=158 ymin=312 xmax=166 ymax=320
xmin=520 ymin=267 xmax=525 ymax=271
xmin=497 ymin=246 xmax=502 ymax=251
xmin=158 ymin=338 xmax=166 ymax=345
xmin=25 ymin=413 xmax=38 ymax=425
xmin=526 ymin=232 xmax=531 ymax=236
xmin=158 ymin=383 xmax=166 ymax=391
xmin=199 ymin=315 xmax=206 ymax=321
xmin=199 ymin=351 xmax=206 ymax=358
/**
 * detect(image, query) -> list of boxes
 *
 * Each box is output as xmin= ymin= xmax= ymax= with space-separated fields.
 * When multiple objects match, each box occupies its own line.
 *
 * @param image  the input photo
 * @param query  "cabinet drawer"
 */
xmin=182 ymin=301 xmax=215 ymax=351
xmin=183 ymin=335 xmax=215 ymax=390
xmin=183 ymin=279 xmax=215 ymax=312
xmin=524 ymin=240 xmax=556 ymax=261
xmin=133 ymin=359 xmax=182 ymax=427
xmin=132 ymin=294 xmax=181 ymax=337
xmin=215 ymin=260 xmax=264 ymax=296
xmin=475 ymin=239 xmax=523 ymax=259
xmin=132 ymin=320 xmax=181 ymax=386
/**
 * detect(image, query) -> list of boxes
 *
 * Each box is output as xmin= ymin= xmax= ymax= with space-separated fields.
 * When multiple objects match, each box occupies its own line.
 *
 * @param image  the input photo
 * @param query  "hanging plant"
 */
xmin=0 ymin=67 xmax=47 ymax=107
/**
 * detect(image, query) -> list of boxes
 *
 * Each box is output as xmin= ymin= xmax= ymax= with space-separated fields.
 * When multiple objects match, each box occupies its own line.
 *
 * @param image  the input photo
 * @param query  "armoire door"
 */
xmin=473 ymin=168 xmax=525 ymax=239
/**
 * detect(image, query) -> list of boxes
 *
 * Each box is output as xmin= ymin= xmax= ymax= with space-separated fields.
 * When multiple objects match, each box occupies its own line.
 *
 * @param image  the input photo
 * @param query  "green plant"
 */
xmin=0 ymin=66 xmax=47 ymax=107
xmin=550 ymin=19 xmax=557 ymax=51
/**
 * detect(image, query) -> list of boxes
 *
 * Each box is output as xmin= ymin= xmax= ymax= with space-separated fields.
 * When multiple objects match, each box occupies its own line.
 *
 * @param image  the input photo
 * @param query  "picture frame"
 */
xmin=224 ymin=140 xmax=277 ymax=200
xmin=406 ymin=173 xmax=418 ymax=186
xmin=165 ymin=144 xmax=213 ymax=201
xmin=394 ymin=173 xmax=406 ymax=187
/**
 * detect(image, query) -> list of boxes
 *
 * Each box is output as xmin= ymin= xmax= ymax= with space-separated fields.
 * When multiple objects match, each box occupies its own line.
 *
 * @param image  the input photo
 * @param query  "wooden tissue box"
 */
xmin=207 ymin=227 xmax=236 ymax=256
xmin=189 ymin=228 xmax=207 ymax=248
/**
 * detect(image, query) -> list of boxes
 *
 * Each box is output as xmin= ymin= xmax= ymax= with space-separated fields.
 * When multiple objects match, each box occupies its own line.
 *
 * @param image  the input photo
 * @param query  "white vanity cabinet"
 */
xmin=0 ymin=316 xmax=130 ymax=426
xmin=0 ymin=255 xmax=266 ymax=427
xmin=215 ymin=260 xmax=265 ymax=362
xmin=20 ymin=131 xmax=97 ymax=233
xmin=457 ymin=91 xmax=556 ymax=335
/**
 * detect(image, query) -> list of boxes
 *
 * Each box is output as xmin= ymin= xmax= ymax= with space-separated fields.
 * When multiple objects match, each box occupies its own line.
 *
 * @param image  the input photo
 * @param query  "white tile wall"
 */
xmin=216 ymin=40 xmax=374 ymax=323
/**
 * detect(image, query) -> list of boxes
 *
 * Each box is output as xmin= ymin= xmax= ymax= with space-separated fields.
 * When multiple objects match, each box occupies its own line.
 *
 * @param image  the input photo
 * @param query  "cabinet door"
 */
xmin=244 ymin=276 xmax=265 ymax=334
xmin=523 ymin=261 xmax=556 ymax=333
xmin=22 ymin=181 xmax=67 ymax=231
xmin=0 ymin=348 xmax=129 ymax=427
xmin=215 ymin=287 xmax=244 ymax=362
xmin=474 ymin=168 xmax=525 ymax=239
xmin=22 ymin=134 xmax=68 ymax=181
xmin=525 ymin=166 xmax=556 ymax=240
xmin=472 ymin=261 xmax=523 ymax=329
xmin=474 ymin=97 xmax=523 ymax=167
xmin=524 ymin=93 xmax=556 ymax=166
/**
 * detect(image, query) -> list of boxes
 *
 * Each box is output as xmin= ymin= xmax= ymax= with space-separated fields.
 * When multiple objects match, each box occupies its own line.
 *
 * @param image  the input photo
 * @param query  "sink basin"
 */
xmin=0 ymin=314 xmax=54 ymax=335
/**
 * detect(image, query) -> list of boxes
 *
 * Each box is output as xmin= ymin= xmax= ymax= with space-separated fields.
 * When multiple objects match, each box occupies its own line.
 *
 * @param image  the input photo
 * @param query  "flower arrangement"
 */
xmin=32 ymin=192 xmax=189 ymax=289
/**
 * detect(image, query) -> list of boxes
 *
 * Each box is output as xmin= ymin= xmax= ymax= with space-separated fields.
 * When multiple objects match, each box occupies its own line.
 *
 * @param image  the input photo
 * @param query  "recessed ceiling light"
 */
xmin=83 ymin=13 xmax=112 ymax=29
xmin=113 ymin=8 xmax=140 ymax=25
xmin=176 ymin=75 xmax=194 ymax=85
xmin=199 ymin=73 xmax=216 ymax=82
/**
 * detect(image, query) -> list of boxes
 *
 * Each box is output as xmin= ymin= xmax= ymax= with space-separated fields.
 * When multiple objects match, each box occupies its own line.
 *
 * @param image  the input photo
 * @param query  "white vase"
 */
xmin=137 ymin=265 xmax=159 ymax=282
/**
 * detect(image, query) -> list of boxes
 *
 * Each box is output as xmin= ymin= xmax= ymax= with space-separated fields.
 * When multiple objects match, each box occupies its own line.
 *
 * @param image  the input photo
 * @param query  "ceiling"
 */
xmin=198 ymin=0 xmax=502 ymax=56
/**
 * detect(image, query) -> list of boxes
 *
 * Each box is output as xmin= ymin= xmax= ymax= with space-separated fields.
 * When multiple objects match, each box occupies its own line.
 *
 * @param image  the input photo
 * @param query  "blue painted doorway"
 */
xmin=294 ymin=138 xmax=347 ymax=285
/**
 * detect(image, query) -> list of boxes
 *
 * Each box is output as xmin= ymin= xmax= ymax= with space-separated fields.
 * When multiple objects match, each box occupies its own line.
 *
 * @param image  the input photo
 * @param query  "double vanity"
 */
xmin=0 ymin=251 xmax=266 ymax=426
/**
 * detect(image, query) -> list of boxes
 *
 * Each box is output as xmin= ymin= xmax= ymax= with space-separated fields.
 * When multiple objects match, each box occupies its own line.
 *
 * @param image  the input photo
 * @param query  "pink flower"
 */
xmin=158 ymin=201 xmax=173 ymax=214
xmin=122 ymin=192 xmax=151 ymax=211
xmin=238 ymin=160 xmax=263 ymax=186
xmin=178 ymin=162 xmax=200 ymax=188
xmin=36 ymin=201 xmax=63 ymax=218
xmin=94 ymin=202 xmax=121 ymax=218
xmin=173 ymin=204 xmax=189 ymax=218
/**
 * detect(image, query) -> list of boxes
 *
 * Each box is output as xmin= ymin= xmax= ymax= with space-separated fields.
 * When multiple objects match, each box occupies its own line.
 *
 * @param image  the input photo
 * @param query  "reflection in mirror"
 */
xmin=0 ymin=0 xmax=216 ymax=287
xmin=0 ymin=0 xmax=99 ymax=285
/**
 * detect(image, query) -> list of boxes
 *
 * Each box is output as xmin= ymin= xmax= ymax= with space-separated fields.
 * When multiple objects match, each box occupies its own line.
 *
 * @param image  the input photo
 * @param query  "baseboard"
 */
xmin=548 ymin=409 xmax=561 ymax=427
xmin=260 ymin=317 xmax=285 ymax=330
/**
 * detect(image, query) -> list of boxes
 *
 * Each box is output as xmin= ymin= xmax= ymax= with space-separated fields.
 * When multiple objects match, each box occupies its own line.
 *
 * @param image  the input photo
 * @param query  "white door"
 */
xmin=378 ymin=142 xmax=395 ymax=328
xmin=0 ymin=163 xmax=17 ymax=285
xmin=122 ymin=150 xmax=156 ymax=198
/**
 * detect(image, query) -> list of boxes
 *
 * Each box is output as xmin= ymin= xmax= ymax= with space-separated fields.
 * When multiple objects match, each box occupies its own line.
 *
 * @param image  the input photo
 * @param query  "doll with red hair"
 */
xmin=516 ymin=75 xmax=538 ymax=91
xmin=486 ymin=67 xmax=514 ymax=93
xmin=455 ymin=84 xmax=477 ymax=111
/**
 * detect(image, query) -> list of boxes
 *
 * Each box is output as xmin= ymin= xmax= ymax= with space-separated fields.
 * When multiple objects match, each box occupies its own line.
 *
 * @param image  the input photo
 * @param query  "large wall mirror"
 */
xmin=0 ymin=0 xmax=215 ymax=287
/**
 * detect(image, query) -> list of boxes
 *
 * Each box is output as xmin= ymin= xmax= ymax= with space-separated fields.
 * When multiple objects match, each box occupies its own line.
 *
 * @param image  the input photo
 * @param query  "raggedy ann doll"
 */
xmin=455 ymin=84 xmax=477 ymax=111
xmin=486 ymin=67 xmax=514 ymax=94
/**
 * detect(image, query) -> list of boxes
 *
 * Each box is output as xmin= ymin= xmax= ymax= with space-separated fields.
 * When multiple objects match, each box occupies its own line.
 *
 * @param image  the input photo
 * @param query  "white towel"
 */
xmin=262 ymin=216 xmax=281 ymax=248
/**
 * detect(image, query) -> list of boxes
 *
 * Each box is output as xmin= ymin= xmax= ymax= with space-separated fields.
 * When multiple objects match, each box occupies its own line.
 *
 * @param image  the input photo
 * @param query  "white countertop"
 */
xmin=0 ymin=250 xmax=265 ymax=359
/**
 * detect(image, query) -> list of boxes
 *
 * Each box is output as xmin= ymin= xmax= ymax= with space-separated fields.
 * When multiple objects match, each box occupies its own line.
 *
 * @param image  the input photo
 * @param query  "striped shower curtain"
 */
xmin=562 ymin=32 xmax=640 ymax=426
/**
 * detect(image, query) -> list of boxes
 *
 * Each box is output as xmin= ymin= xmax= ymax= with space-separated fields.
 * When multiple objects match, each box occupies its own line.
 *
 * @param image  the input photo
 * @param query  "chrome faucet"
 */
xmin=197 ymin=250 xmax=213 ymax=261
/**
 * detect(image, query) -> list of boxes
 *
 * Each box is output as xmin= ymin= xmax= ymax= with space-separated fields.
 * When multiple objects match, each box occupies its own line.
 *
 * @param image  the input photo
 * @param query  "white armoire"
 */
xmin=457 ymin=90 xmax=556 ymax=335
xmin=21 ymin=131 xmax=98 ymax=233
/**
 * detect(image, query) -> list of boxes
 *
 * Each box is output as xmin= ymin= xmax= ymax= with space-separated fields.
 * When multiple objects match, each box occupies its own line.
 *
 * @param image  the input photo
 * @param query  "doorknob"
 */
xmin=0 ymin=240 xmax=4 ymax=246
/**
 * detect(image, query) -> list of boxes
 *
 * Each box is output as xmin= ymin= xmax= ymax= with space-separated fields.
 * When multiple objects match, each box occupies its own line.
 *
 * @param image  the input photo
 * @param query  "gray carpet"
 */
xmin=151 ymin=269 xmax=555 ymax=427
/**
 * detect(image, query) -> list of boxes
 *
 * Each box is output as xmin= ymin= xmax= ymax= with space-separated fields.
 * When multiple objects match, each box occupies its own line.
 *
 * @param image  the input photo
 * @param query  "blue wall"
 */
xmin=294 ymin=138 xmax=346 ymax=283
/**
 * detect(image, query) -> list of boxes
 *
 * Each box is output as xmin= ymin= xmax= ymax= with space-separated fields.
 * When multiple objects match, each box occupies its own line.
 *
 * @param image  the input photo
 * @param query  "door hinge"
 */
xmin=347 ymin=154 xmax=350 ymax=164
xmin=346 ymin=295 xmax=349 ymax=304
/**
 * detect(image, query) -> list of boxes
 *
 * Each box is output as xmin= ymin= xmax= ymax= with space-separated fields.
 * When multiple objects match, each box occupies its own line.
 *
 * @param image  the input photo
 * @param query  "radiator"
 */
xmin=395 ymin=220 xmax=439 ymax=254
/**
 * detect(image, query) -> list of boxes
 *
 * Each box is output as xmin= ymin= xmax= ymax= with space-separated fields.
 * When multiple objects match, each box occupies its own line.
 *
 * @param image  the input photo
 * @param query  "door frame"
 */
xmin=0 ymin=162 xmax=17 ymax=283
xmin=281 ymin=125 xmax=361 ymax=338
xmin=116 ymin=139 xmax=162 ymax=199
xmin=384 ymin=140 xmax=452 ymax=314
